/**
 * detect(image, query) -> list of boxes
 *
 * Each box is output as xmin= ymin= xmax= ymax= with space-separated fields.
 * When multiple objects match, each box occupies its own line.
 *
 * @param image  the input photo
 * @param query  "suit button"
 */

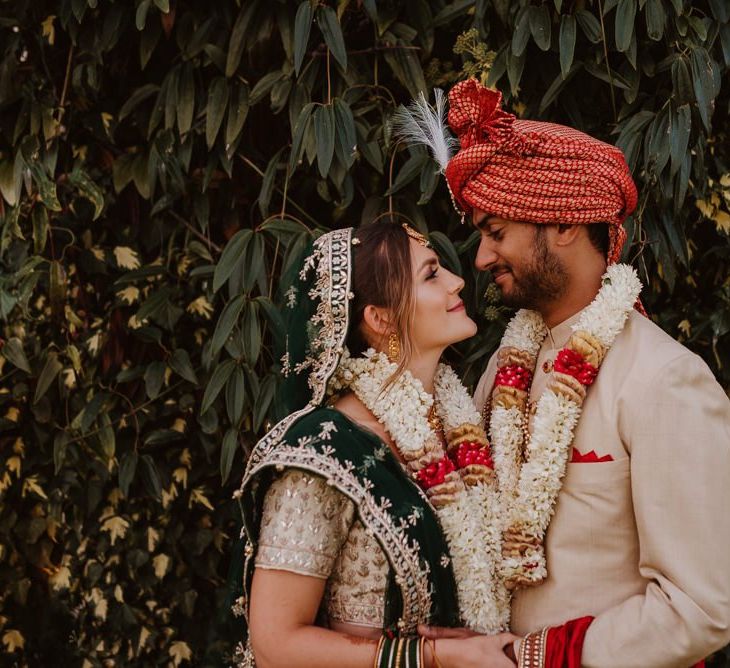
xmin=542 ymin=359 xmax=553 ymax=373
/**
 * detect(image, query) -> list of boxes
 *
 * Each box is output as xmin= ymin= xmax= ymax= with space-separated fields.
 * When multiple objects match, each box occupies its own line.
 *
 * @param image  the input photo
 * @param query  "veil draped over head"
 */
xmin=241 ymin=227 xmax=356 ymax=477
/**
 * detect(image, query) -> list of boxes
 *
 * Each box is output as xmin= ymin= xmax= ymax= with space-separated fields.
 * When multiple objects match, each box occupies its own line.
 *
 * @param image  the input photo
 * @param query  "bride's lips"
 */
xmin=447 ymin=300 xmax=465 ymax=312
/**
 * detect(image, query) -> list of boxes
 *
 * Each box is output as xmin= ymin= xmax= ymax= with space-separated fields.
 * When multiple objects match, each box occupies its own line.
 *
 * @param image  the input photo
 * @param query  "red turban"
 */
xmin=444 ymin=79 xmax=638 ymax=264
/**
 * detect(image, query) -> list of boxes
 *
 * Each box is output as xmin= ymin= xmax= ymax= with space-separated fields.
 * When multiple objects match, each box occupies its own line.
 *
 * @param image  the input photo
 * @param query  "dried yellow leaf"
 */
xmin=5 ymin=407 xmax=19 ymax=422
xmin=169 ymin=640 xmax=192 ymax=666
xmin=87 ymin=331 xmax=102 ymax=355
xmin=147 ymin=527 xmax=160 ymax=552
xmin=114 ymin=584 xmax=124 ymax=602
xmin=186 ymin=296 xmax=214 ymax=320
xmin=138 ymin=627 xmax=151 ymax=654
xmin=172 ymin=467 xmax=188 ymax=488
xmin=2 ymin=629 xmax=24 ymax=652
xmin=179 ymin=448 xmax=192 ymax=467
xmin=678 ymin=319 xmax=691 ymax=337
xmin=41 ymin=15 xmax=56 ymax=45
xmin=695 ymin=199 xmax=714 ymax=217
xmin=6 ymin=456 xmax=21 ymax=477
xmin=49 ymin=563 xmax=71 ymax=591
xmin=100 ymin=516 xmax=130 ymax=546
xmin=189 ymin=486 xmax=214 ymax=511
xmin=113 ymin=246 xmax=141 ymax=270
xmin=22 ymin=476 xmax=48 ymax=500
xmin=713 ymin=209 xmax=730 ymax=234
xmin=117 ymin=285 xmax=140 ymax=305
xmin=153 ymin=553 xmax=170 ymax=579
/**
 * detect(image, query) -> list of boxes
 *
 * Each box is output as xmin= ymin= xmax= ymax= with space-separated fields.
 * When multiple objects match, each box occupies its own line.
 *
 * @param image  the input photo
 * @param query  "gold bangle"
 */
xmin=418 ymin=636 xmax=425 ymax=668
xmin=373 ymin=635 xmax=385 ymax=668
xmin=394 ymin=637 xmax=405 ymax=667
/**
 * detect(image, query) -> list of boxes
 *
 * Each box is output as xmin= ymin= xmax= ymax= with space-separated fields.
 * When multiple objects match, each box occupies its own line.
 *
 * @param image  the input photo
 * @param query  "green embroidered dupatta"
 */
xmin=230 ymin=228 xmax=460 ymax=664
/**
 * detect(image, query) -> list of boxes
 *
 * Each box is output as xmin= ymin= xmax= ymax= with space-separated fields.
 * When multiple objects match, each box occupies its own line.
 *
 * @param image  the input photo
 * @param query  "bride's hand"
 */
xmin=418 ymin=624 xmax=519 ymax=668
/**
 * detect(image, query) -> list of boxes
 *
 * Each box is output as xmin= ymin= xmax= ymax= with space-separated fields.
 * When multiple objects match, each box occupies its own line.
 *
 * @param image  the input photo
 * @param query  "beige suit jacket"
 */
xmin=474 ymin=309 xmax=730 ymax=667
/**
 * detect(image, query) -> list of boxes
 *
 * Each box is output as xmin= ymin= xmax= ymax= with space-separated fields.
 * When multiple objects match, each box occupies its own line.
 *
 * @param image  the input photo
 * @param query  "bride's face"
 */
xmin=408 ymin=239 xmax=477 ymax=353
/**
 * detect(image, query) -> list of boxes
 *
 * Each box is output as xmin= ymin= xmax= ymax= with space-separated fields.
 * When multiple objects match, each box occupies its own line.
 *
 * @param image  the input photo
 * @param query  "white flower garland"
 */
xmin=331 ymin=350 xmax=510 ymax=633
xmin=489 ymin=264 xmax=642 ymax=588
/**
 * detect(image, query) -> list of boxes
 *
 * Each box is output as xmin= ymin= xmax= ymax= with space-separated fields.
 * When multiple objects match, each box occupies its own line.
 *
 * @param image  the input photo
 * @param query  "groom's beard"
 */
xmin=495 ymin=231 xmax=568 ymax=310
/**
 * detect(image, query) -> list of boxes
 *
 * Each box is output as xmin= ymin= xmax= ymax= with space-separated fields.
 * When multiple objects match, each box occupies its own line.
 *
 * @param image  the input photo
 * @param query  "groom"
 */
xmin=424 ymin=80 xmax=730 ymax=667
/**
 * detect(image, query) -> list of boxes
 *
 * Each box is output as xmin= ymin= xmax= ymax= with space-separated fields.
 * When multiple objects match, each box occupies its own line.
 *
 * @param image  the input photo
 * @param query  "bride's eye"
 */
xmin=426 ymin=267 xmax=439 ymax=280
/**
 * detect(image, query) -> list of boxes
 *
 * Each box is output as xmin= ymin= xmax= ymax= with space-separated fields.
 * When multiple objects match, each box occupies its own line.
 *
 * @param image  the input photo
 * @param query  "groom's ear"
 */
xmin=552 ymin=223 xmax=583 ymax=248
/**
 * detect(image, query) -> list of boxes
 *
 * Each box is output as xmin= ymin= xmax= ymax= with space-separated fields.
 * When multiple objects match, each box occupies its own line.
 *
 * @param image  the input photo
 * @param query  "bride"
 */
xmin=230 ymin=222 xmax=517 ymax=667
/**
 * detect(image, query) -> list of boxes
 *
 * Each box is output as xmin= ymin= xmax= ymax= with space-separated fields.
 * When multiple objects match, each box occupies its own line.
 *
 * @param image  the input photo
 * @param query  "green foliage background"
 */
xmin=0 ymin=0 xmax=728 ymax=665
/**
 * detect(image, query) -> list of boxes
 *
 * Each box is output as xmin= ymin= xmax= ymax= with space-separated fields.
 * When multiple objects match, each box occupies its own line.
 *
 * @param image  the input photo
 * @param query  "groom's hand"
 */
xmin=418 ymin=625 xmax=519 ymax=667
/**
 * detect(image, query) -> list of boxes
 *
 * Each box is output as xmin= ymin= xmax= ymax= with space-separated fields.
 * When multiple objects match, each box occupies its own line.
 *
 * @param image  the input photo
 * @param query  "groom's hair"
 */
xmin=587 ymin=222 xmax=610 ymax=257
xmin=347 ymin=220 xmax=415 ymax=380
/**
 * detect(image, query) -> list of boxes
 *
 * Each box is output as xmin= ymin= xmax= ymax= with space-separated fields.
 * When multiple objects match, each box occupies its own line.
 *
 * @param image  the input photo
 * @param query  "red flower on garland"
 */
xmin=451 ymin=441 xmax=494 ymax=470
xmin=554 ymin=348 xmax=598 ymax=386
xmin=416 ymin=456 xmax=456 ymax=490
xmin=494 ymin=364 xmax=533 ymax=391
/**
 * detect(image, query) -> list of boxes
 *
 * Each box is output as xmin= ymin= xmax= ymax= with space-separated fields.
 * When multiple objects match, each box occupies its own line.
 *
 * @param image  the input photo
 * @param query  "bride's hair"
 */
xmin=347 ymin=222 xmax=415 ymax=378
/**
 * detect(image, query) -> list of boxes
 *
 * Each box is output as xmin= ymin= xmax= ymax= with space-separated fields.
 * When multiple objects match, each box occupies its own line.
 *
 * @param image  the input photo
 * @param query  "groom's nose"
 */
xmin=474 ymin=237 xmax=498 ymax=271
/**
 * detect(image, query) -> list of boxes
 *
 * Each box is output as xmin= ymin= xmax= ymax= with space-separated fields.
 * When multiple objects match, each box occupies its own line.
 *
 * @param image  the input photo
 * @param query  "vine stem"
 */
xmin=597 ymin=0 xmax=618 ymax=122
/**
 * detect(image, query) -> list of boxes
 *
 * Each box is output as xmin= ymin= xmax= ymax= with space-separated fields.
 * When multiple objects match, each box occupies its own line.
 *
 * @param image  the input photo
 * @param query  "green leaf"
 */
xmin=529 ymin=5 xmax=551 ymax=51
xmin=250 ymin=71 xmax=282 ymax=107
xmin=576 ymin=10 xmax=601 ymax=44
xmin=153 ymin=0 xmax=169 ymax=12
xmin=211 ymin=294 xmax=245 ymax=357
xmin=429 ymin=231 xmax=461 ymax=275
xmin=259 ymin=148 xmax=285 ymax=218
xmin=241 ymin=300 xmax=261 ymax=363
xmin=213 ymin=229 xmax=252 ymax=292
xmin=169 ymin=349 xmax=198 ymax=385
xmin=205 ymin=77 xmax=229 ymax=149
xmin=119 ymin=84 xmax=160 ymax=122
xmin=615 ymin=0 xmax=636 ymax=52
xmin=645 ymin=0 xmax=665 ymax=41
xmin=0 ymin=157 xmax=20 ymax=207
xmin=220 ymin=428 xmax=238 ymax=484
xmin=289 ymin=102 xmax=316 ymax=173
xmin=253 ymin=374 xmax=277 ymax=431
xmin=140 ymin=454 xmax=162 ymax=500
xmin=226 ymin=3 xmax=257 ymax=77
xmin=385 ymin=152 xmax=427 ymax=195
xmin=201 ymin=358 xmax=236 ymax=414
xmin=144 ymin=360 xmax=166 ymax=400
xmin=333 ymin=99 xmax=356 ymax=168
xmin=670 ymin=104 xmax=691 ymax=177
xmin=511 ymin=7 xmax=531 ymax=57
xmin=294 ymin=1 xmax=313 ymax=75
xmin=317 ymin=6 xmax=347 ymax=71
xmin=225 ymin=367 xmax=246 ymax=424
xmin=54 ymin=432 xmax=69 ymax=475
xmin=31 ymin=206 xmax=48 ymax=254
xmin=225 ymin=84 xmax=250 ymax=151
xmin=2 ymin=337 xmax=31 ymax=373
xmin=671 ymin=55 xmax=694 ymax=105
xmin=77 ymin=392 xmax=109 ymax=433
xmin=119 ymin=450 xmax=138 ymax=497
xmin=177 ymin=63 xmax=195 ymax=136
xmin=690 ymin=47 xmax=716 ymax=132
xmin=314 ymin=104 xmax=336 ymax=178
xmin=98 ymin=413 xmax=115 ymax=459
xmin=506 ymin=49 xmax=526 ymax=96
xmin=559 ymin=15 xmax=576 ymax=79
xmin=68 ymin=169 xmax=104 ymax=220
xmin=34 ymin=352 xmax=62 ymax=403
xmin=135 ymin=0 xmax=151 ymax=30
xmin=720 ymin=24 xmax=730 ymax=68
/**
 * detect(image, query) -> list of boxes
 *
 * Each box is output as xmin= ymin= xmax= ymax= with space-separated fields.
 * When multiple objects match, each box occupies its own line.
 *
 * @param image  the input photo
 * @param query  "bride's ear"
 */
xmin=362 ymin=305 xmax=393 ymax=341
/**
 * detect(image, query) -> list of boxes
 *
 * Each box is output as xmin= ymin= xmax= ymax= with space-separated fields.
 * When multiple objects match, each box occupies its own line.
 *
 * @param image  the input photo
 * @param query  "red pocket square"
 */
xmin=570 ymin=448 xmax=614 ymax=463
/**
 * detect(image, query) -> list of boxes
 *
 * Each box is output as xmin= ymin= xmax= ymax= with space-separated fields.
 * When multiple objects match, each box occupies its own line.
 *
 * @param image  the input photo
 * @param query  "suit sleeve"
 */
xmin=581 ymin=352 xmax=730 ymax=667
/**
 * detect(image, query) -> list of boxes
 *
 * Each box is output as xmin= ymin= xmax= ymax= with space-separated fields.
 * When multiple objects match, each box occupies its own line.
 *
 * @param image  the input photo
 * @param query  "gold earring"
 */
xmin=387 ymin=333 xmax=400 ymax=362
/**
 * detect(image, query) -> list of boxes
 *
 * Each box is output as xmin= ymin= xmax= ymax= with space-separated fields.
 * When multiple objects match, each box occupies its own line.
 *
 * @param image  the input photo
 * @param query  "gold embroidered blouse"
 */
xmin=255 ymin=468 xmax=389 ymax=628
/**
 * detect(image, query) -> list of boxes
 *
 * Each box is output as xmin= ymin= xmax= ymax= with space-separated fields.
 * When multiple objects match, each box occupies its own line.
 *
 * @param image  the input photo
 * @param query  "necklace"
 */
xmin=487 ymin=264 xmax=642 ymax=588
xmin=331 ymin=350 xmax=510 ymax=633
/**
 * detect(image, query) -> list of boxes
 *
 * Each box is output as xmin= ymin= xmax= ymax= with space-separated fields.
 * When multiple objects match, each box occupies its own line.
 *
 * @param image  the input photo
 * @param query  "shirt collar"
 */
xmin=546 ymin=309 xmax=584 ymax=350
